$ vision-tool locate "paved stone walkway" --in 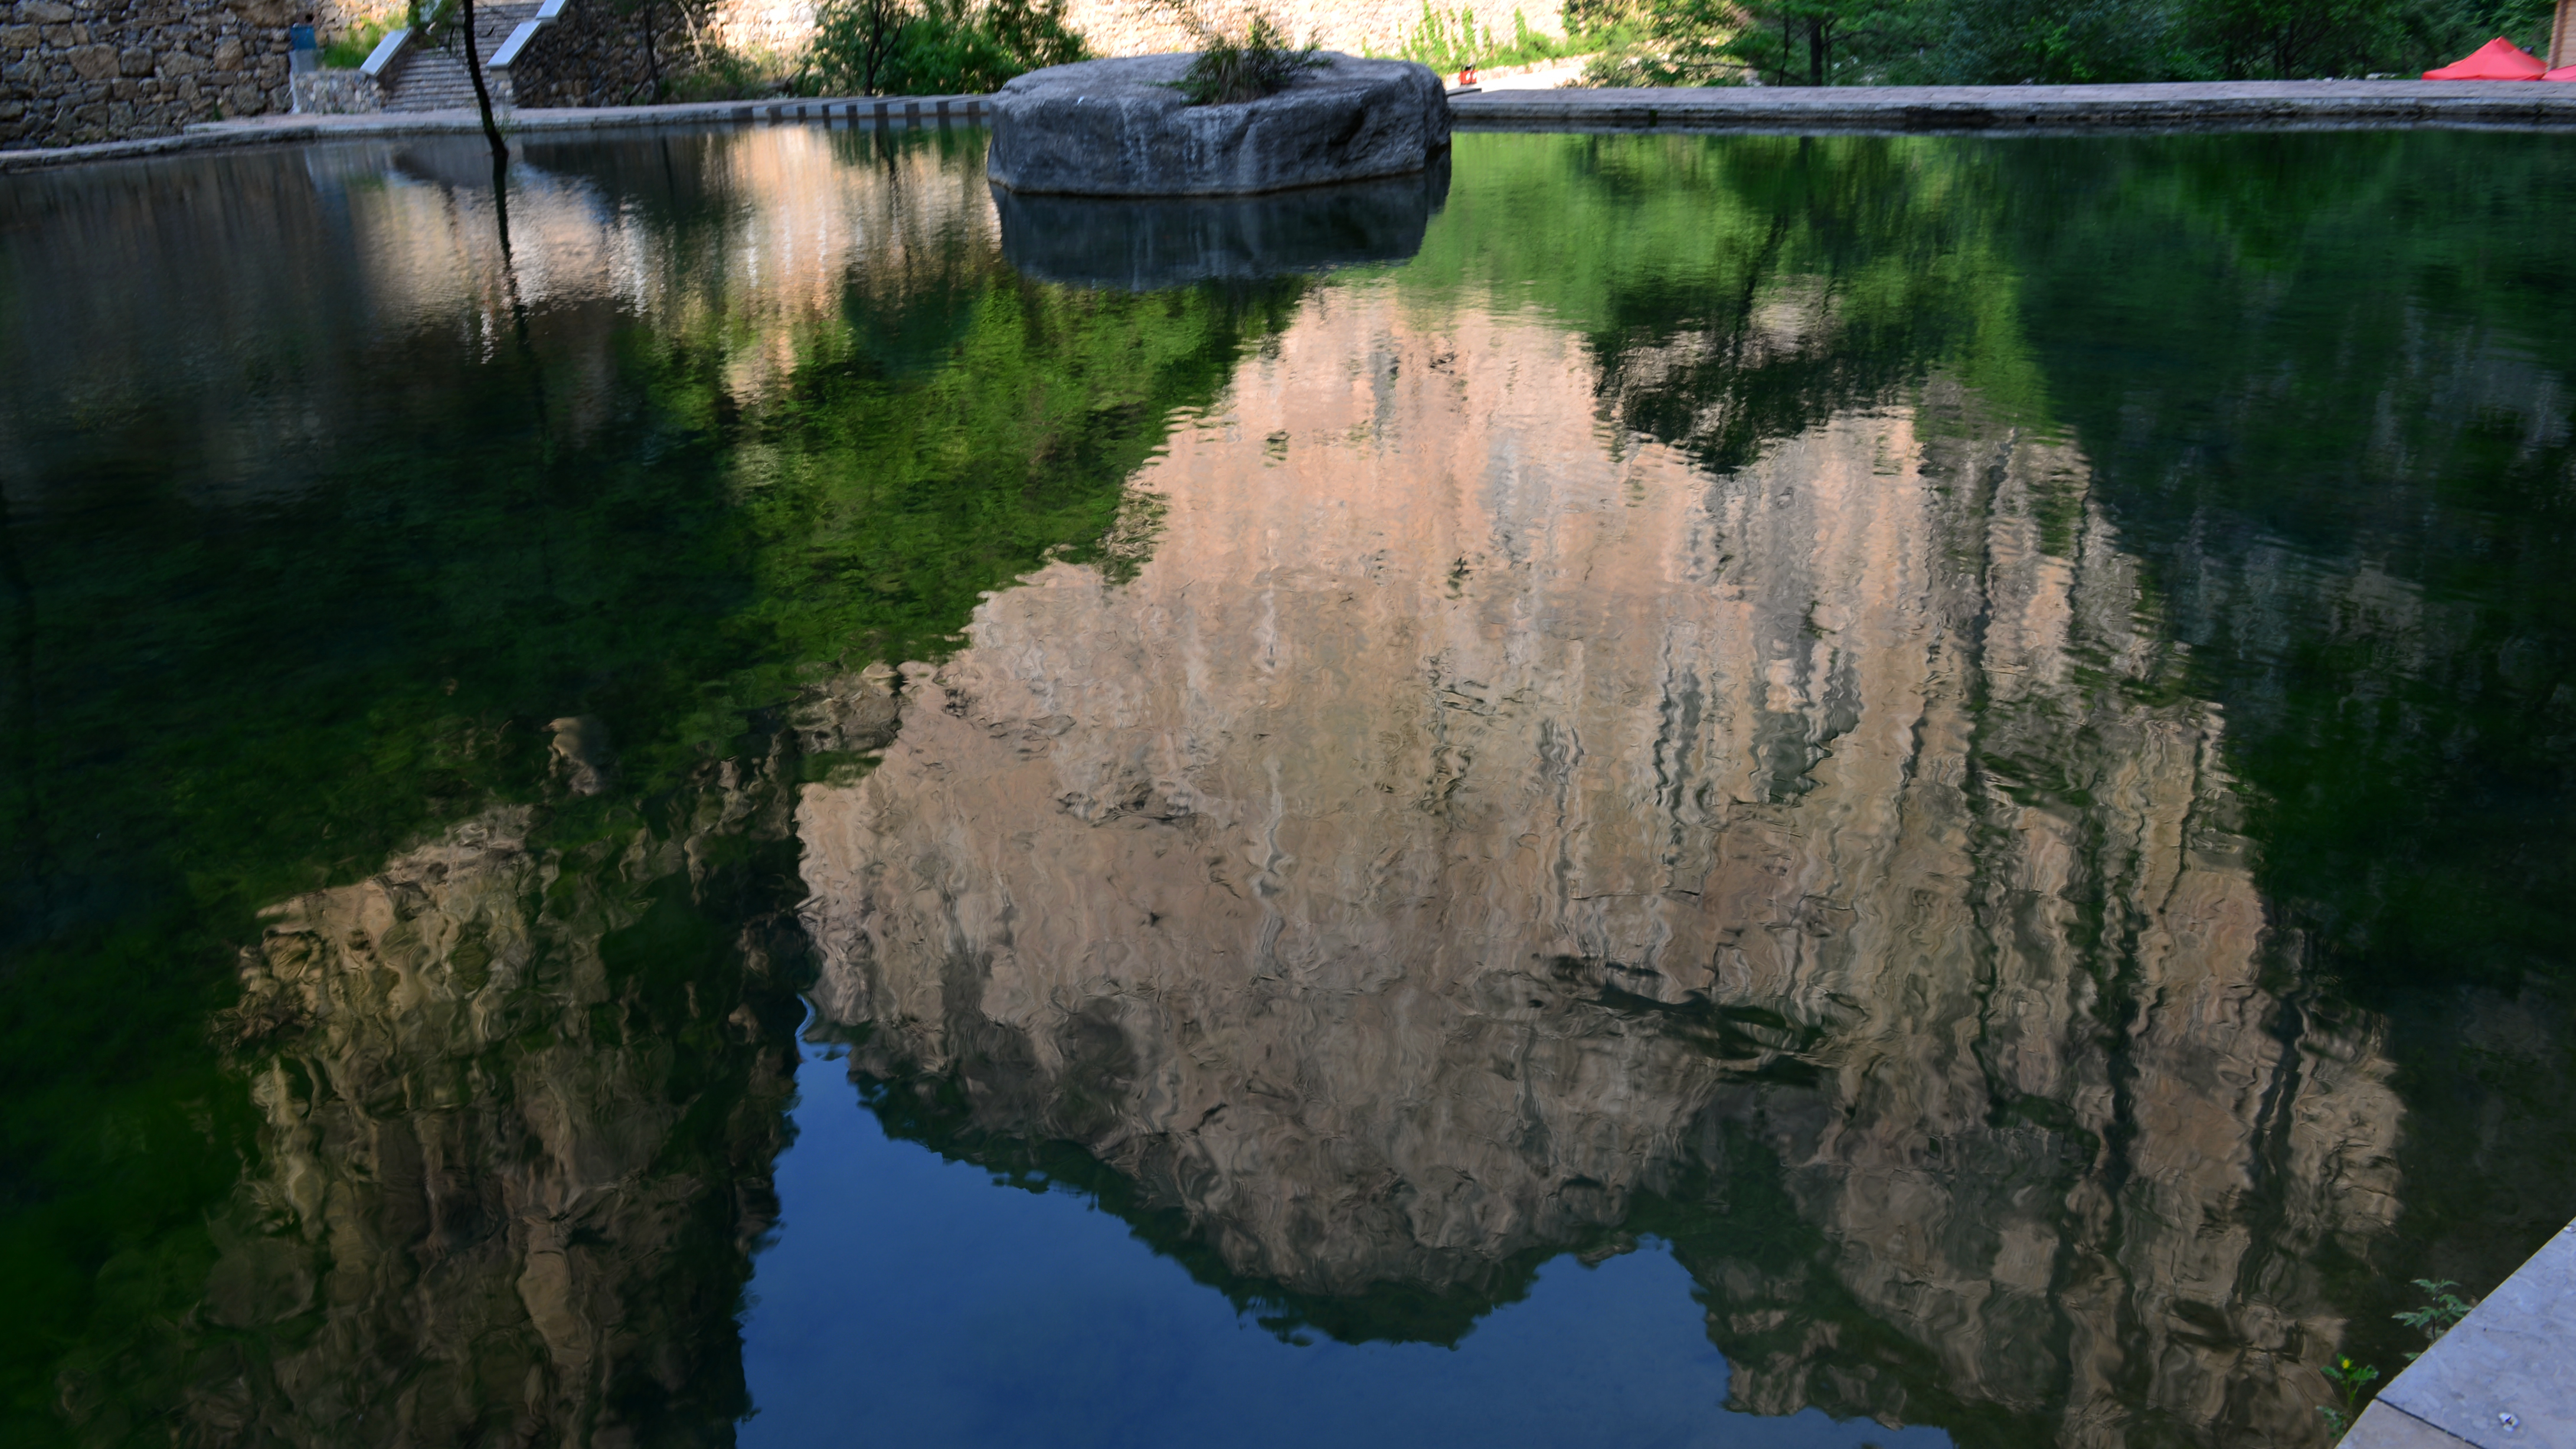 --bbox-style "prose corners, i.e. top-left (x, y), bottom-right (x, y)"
top-left (1447, 80), bottom-right (2576, 132)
